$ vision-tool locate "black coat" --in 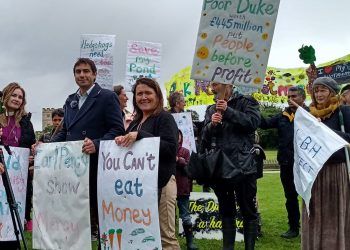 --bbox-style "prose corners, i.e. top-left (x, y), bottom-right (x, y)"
top-left (322, 105), bottom-right (350, 163)
top-left (201, 92), bottom-right (261, 175)
top-left (127, 111), bottom-right (178, 189)
top-left (19, 113), bottom-right (36, 149)
top-left (260, 107), bottom-right (302, 166)
top-left (52, 83), bottom-right (125, 149)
